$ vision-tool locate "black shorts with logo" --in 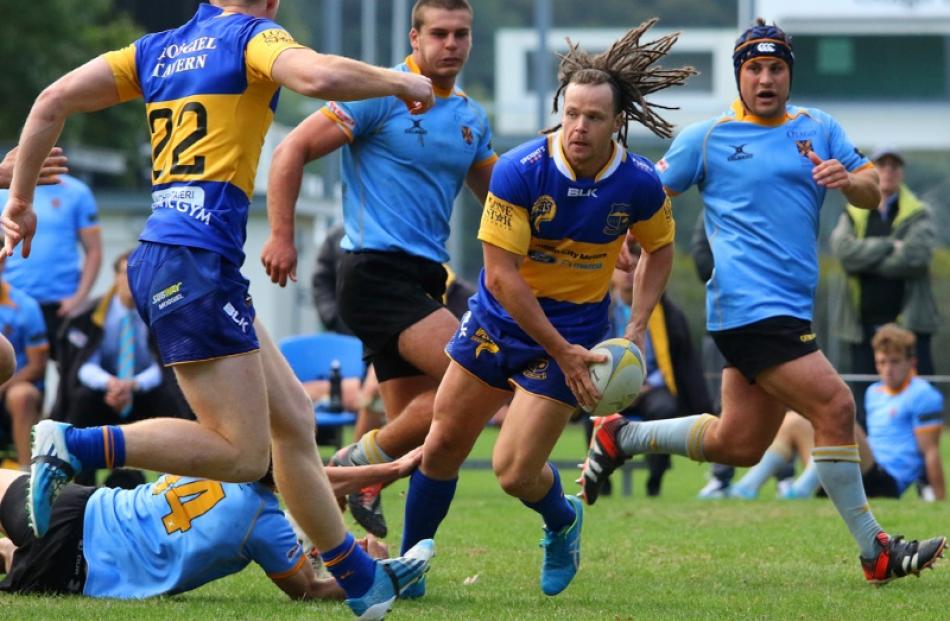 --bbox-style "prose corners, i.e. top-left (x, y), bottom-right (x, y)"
top-left (337, 251), bottom-right (449, 382)
top-left (0, 475), bottom-right (93, 594)
top-left (710, 316), bottom-right (819, 383)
